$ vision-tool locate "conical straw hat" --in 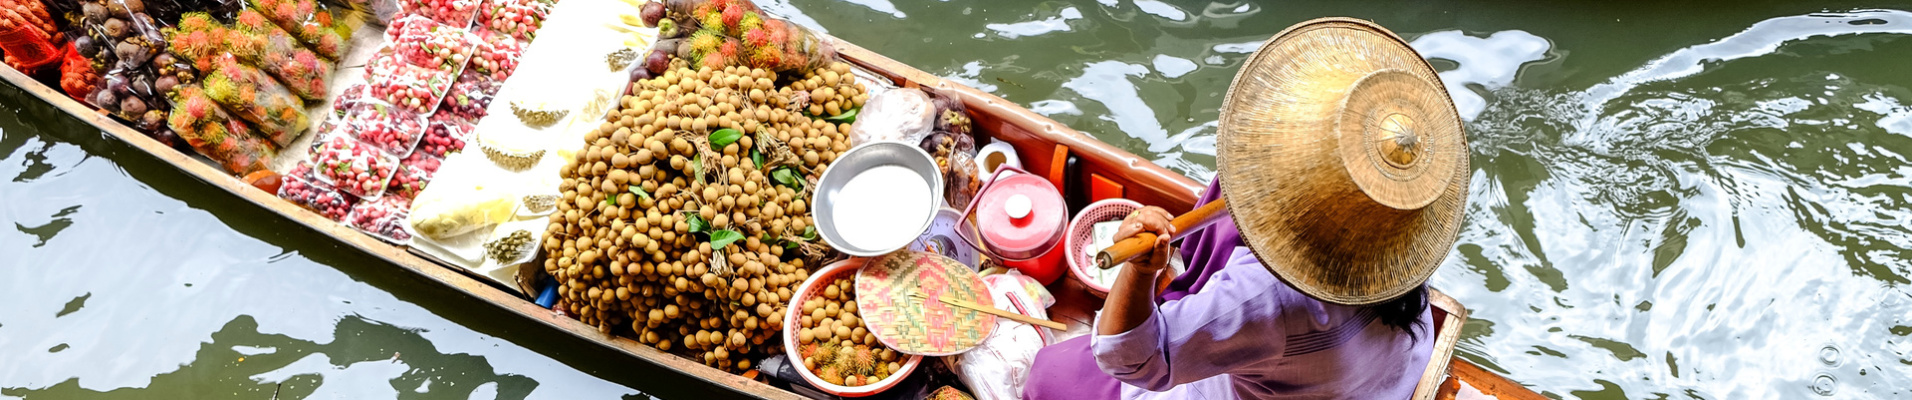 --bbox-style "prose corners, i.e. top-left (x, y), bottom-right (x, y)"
top-left (1216, 18), bottom-right (1469, 305)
